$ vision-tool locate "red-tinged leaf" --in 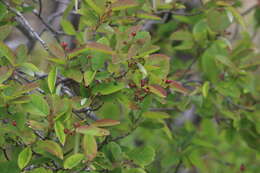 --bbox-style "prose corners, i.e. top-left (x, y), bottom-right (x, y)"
top-left (148, 84), bottom-right (167, 98)
top-left (68, 42), bottom-right (114, 59)
top-left (112, 0), bottom-right (138, 11)
top-left (76, 125), bottom-right (110, 136)
top-left (86, 42), bottom-right (114, 54)
top-left (92, 119), bottom-right (120, 127)
top-left (82, 134), bottom-right (97, 161)
top-left (0, 66), bottom-right (13, 84)
top-left (16, 82), bottom-right (39, 95)
top-left (169, 80), bottom-right (189, 94)
top-left (37, 140), bottom-right (63, 159)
